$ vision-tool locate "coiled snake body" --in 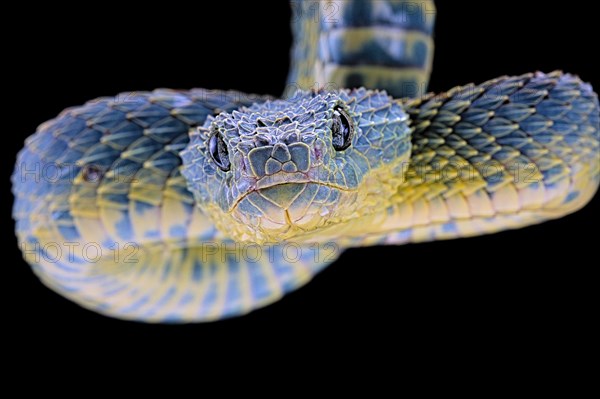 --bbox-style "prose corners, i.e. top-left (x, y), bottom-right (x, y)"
top-left (13, 1), bottom-right (600, 322)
